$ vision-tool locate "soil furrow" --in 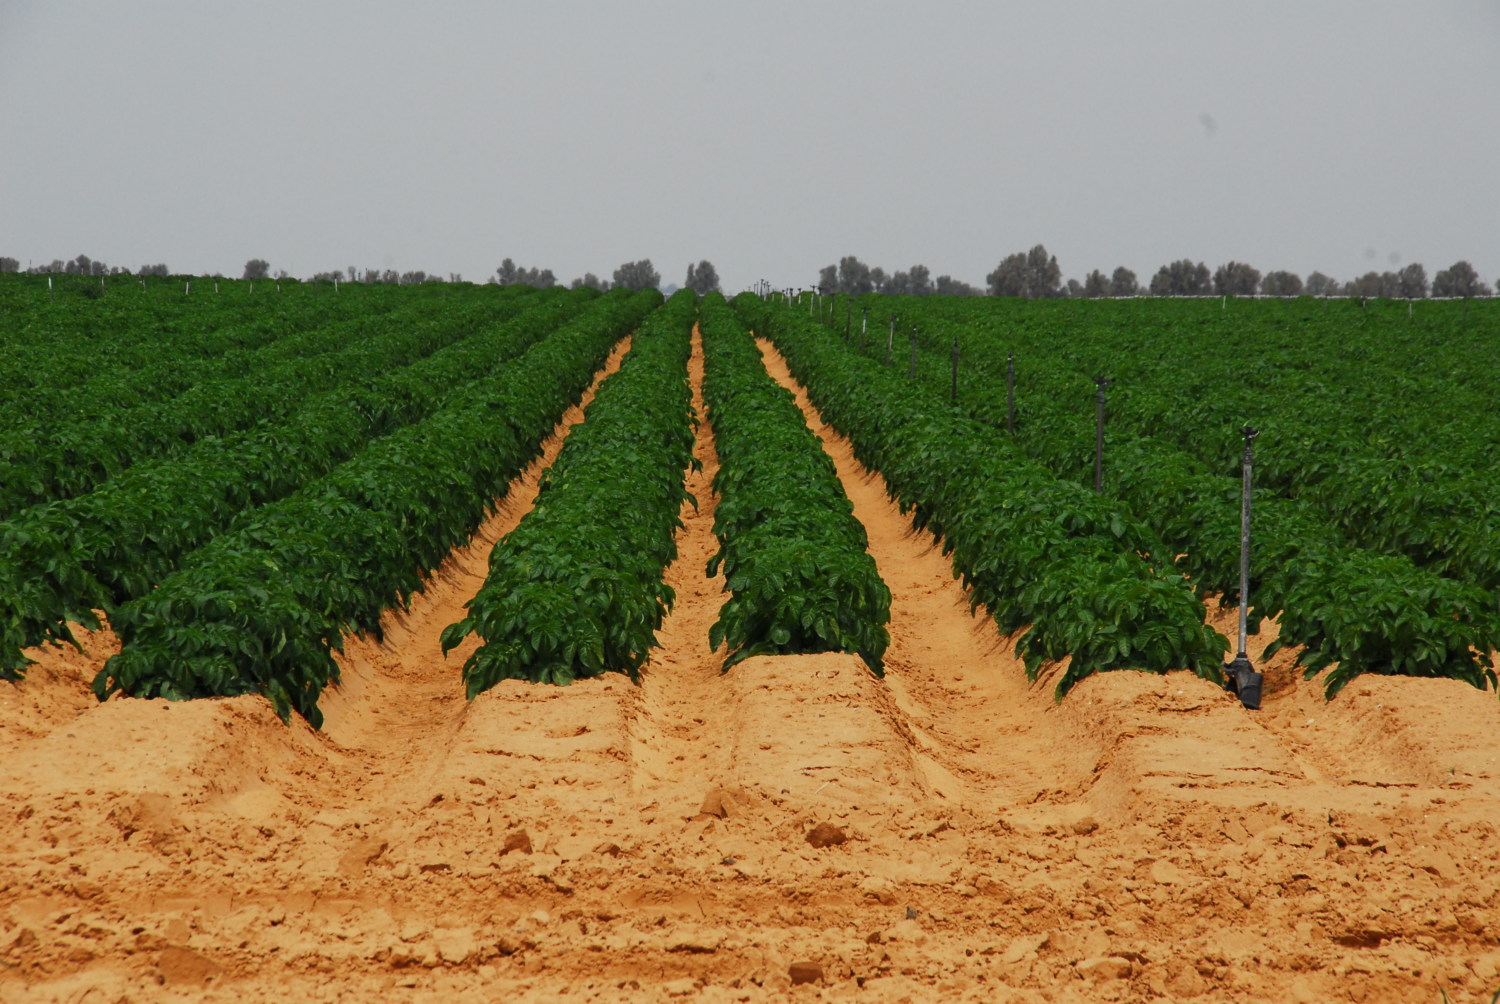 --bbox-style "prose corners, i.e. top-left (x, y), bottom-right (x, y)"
top-left (752, 336), bottom-right (1088, 813)
top-left (623, 325), bottom-right (736, 816)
